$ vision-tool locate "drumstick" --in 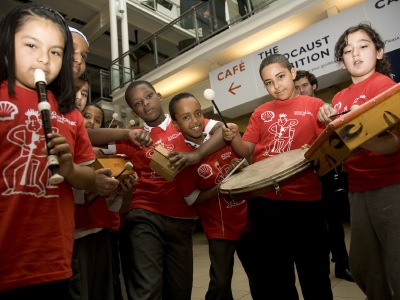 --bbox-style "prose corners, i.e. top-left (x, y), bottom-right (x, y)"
top-left (329, 110), bottom-right (351, 118)
top-left (108, 113), bottom-right (119, 128)
top-left (203, 89), bottom-right (228, 128)
top-left (125, 119), bottom-right (135, 129)
top-left (221, 158), bottom-right (246, 184)
top-left (86, 162), bottom-right (134, 208)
